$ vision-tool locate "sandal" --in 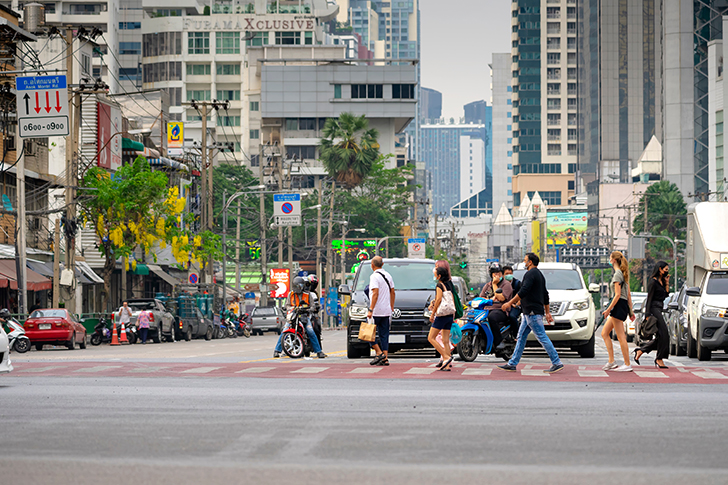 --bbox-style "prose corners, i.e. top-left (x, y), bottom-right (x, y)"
top-left (436, 358), bottom-right (443, 368)
top-left (439, 356), bottom-right (453, 371)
